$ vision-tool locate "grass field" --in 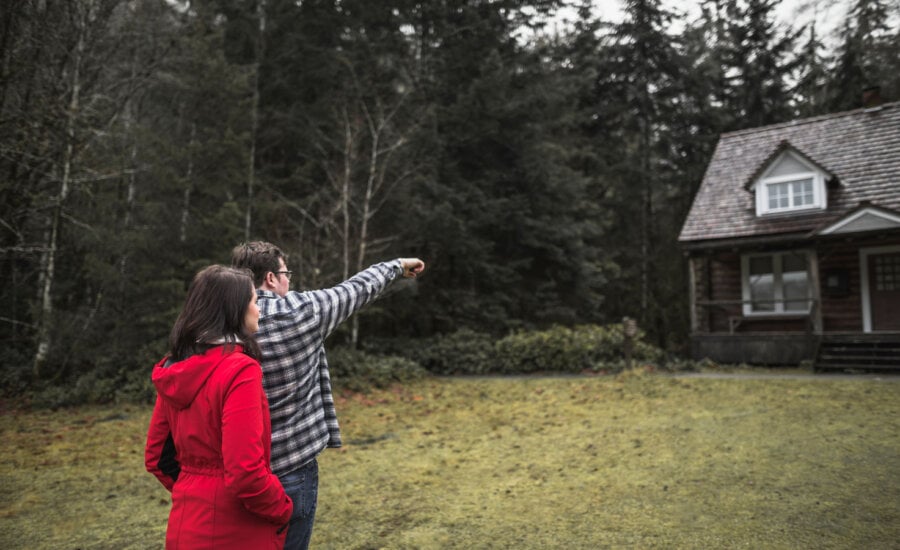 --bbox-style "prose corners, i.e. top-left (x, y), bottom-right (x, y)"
top-left (1, 372), bottom-right (898, 549)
